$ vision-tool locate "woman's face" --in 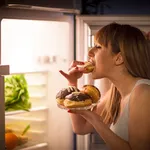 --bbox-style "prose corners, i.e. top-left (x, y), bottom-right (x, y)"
top-left (88, 42), bottom-right (116, 79)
